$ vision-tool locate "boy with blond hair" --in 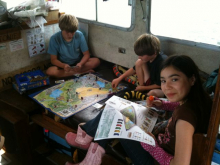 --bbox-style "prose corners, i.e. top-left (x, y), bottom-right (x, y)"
top-left (46, 14), bottom-right (100, 78)
top-left (112, 33), bottom-right (166, 97)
